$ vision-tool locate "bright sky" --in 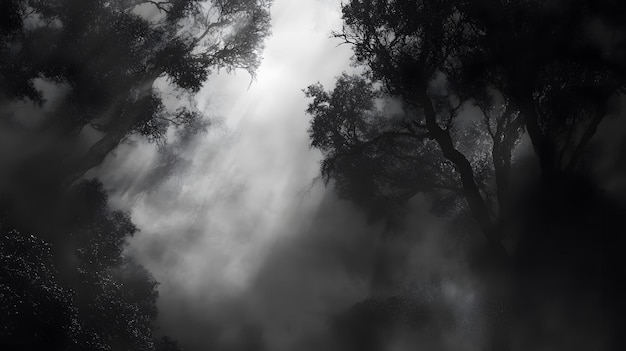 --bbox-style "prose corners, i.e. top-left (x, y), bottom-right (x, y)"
top-left (113, 0), bottom-right (353, 290)
top-left (96, 0), bottom-right (360, 349)
top-left (102, 0), bottom-right (351, 286)
top-left (94, 1), bottom-right (483, 350)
